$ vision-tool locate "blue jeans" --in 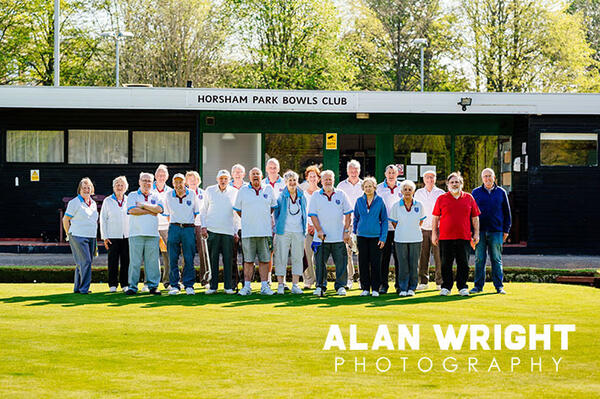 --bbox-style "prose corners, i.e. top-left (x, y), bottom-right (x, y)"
top-left (167, 224), bottom-right (196, 289)
top-left (128, 236), bottom-right (161, 291)
top-left (69, 235), bottom-right (96, 294)
top-left (474, 231), bottom-right (504, 291)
